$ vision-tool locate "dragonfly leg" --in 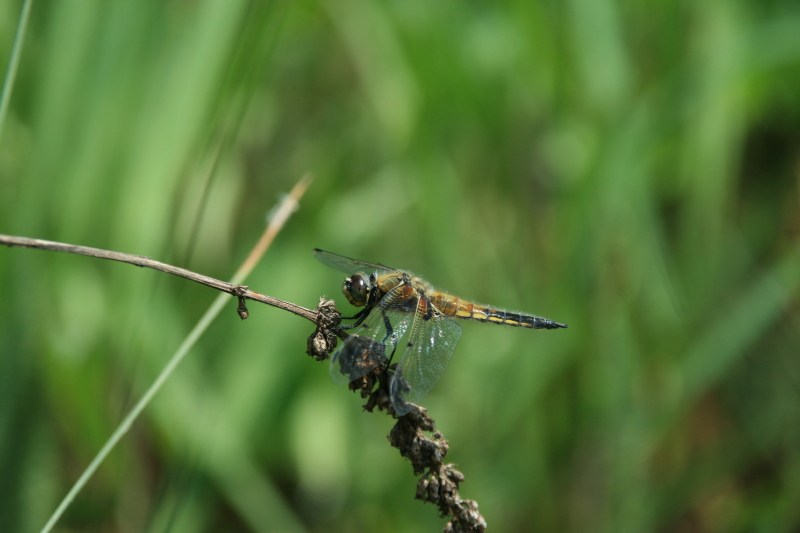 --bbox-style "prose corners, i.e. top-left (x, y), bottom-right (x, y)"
top-left (380, 310), bottom-right (401, 367)
top-left (334, 307), bottom-right (371, 331)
